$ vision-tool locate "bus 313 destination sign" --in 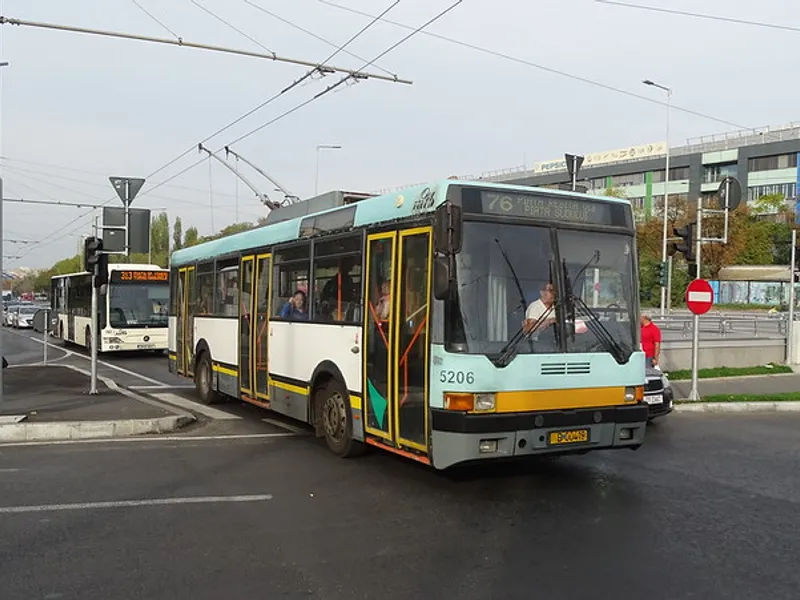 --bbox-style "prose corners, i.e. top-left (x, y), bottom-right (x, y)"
top-left (110, 270), bottom-right (169, 283)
